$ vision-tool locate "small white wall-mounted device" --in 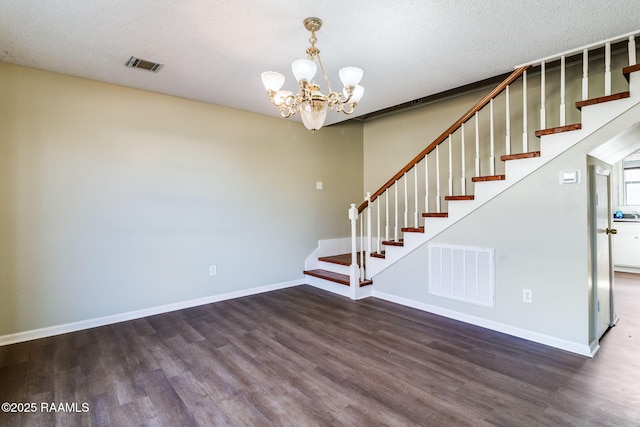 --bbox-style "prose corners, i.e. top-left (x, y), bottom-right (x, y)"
top-left (559, 170), bottom-right (580, 184)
